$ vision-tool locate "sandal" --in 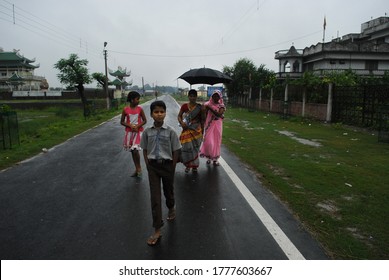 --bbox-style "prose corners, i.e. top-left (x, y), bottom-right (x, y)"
top-left (185, 167), bottom-right (190, 173)
top-left (167, 208), bottom-right (176, 221)
top-left (206, 160), bottom-right (211, 164)
top-left (192, 168), bottom-right (198, 172)
top-left (213, 161), bottom-right (220, 166)
top-left (131, 171), bottom-right (142, 177)
top-left (147, 234), bottom-right (161, 246)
